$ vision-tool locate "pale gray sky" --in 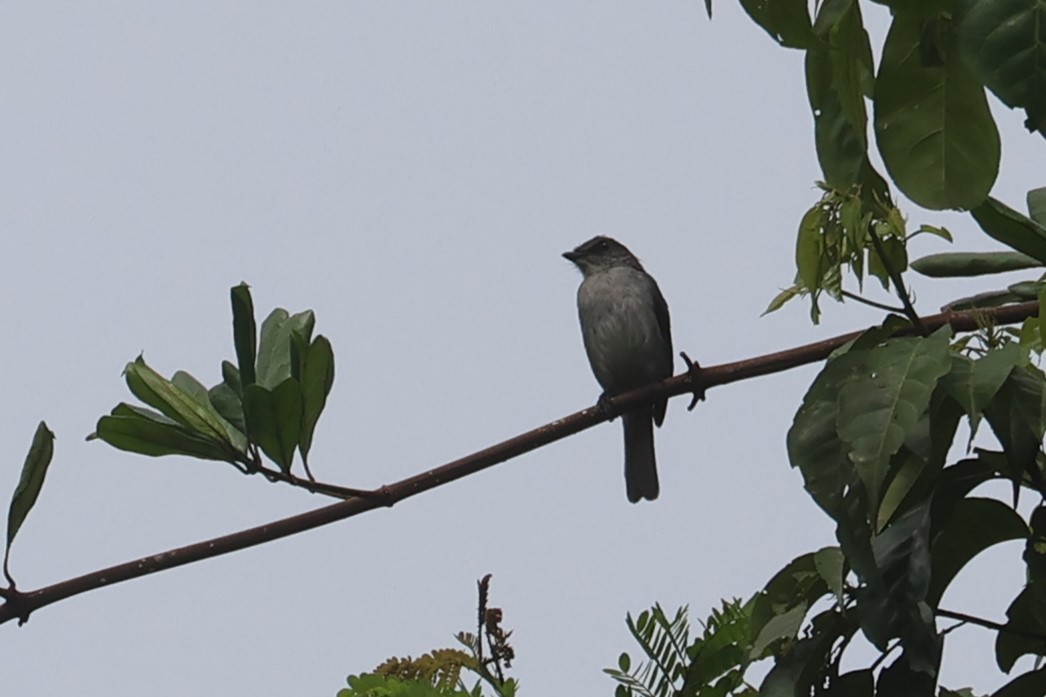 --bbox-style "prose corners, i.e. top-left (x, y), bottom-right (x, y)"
top-left (1, 3), bottom-right (1042, 695)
